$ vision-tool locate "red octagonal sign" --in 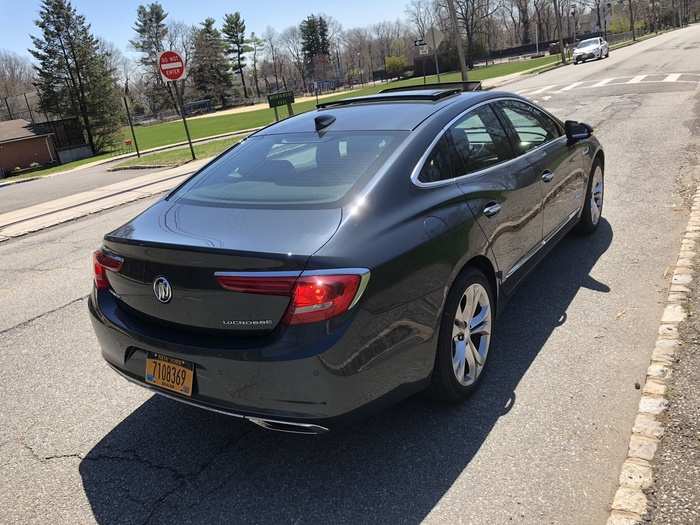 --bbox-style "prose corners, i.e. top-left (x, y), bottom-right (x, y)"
top-left (158, 50), bottom-right (186, 82)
